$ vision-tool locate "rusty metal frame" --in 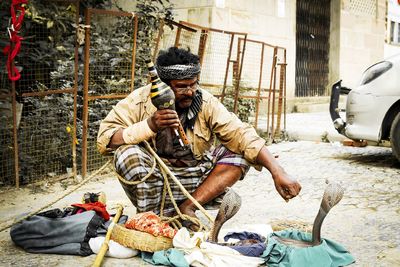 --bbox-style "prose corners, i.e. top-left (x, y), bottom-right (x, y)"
top-left (220, 33), bottom-right (235, 103)
top-left (232, 34), bottom-right (247, 113)
top-left (81, 8), bottom-right (138, 178)
top-left (178, 21), bottom-right (247, 36)
top-left (11, 59), bottom-right (19, 188)
top-left (266, 47), bottom-right (278, 138)
top-left (152, 19), bottom-right (197, 61)
top-left (177, 21), bottom-right (247, 104)
top-left (254, 43), bottom-right (264, 129)
top-left (236, 38), bottom-right (287, 139)
top-left (197, 29), bottom-right (208, 67)
top-left (274, 62), bottom-right (287, 138)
